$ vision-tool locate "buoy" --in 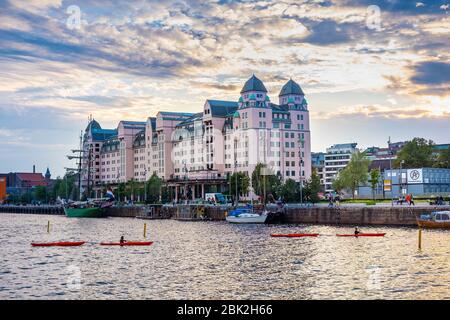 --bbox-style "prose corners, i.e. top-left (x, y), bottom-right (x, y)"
top-left (418, 227), bottom-right (422, 250)
top-left (143, 223), bottom-right (147, 238)
top-left (47, 221), bottom-right (50, 233)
